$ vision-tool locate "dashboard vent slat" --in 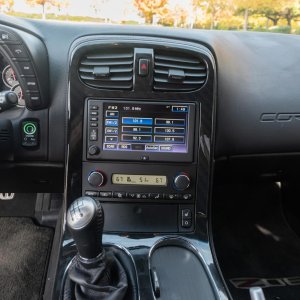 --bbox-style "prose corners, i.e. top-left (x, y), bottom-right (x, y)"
top-left (79, 48), bottom-right (134, 90)
top-left (153, 50), bottom-right (207, 92)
